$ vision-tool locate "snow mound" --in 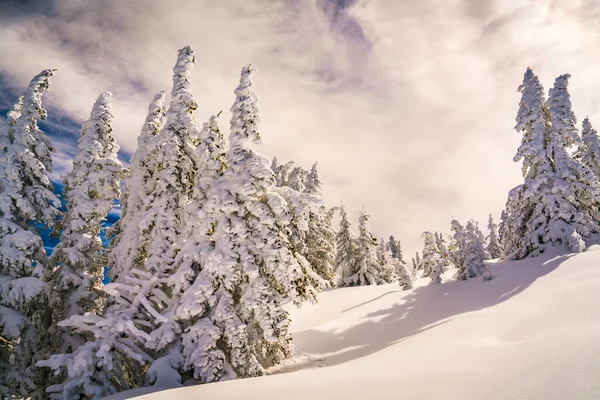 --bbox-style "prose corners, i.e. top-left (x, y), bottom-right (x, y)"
top-left (103, 249), bottom-right (600, 400)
